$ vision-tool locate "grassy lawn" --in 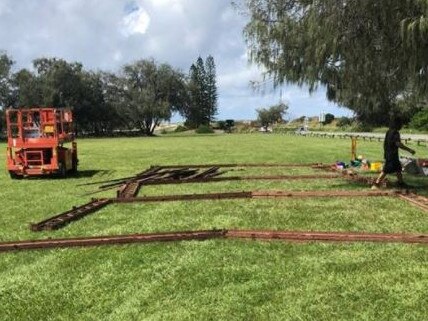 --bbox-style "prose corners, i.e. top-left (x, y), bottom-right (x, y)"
top-left (0, 134), bottom-right (427, 321)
